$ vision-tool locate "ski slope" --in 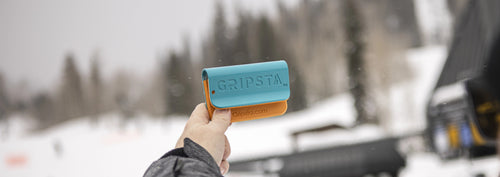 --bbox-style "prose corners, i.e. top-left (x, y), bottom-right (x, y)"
top-left (0, 46), bottom-right (498, 177)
